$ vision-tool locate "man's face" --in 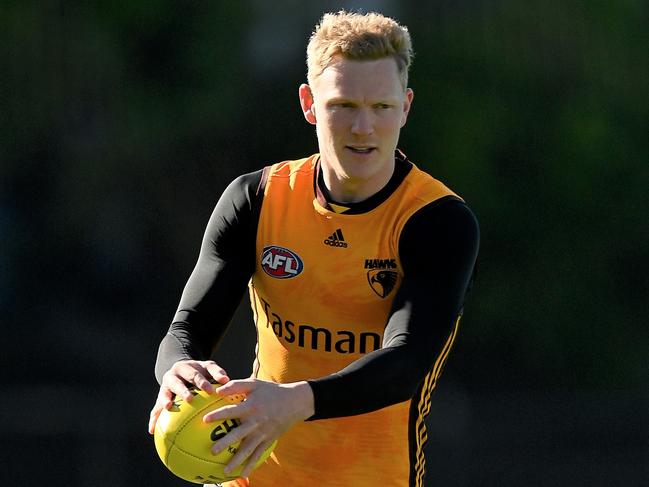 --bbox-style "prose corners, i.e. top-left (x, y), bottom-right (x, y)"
top-left (300, 56), bottom-right (413, 199)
